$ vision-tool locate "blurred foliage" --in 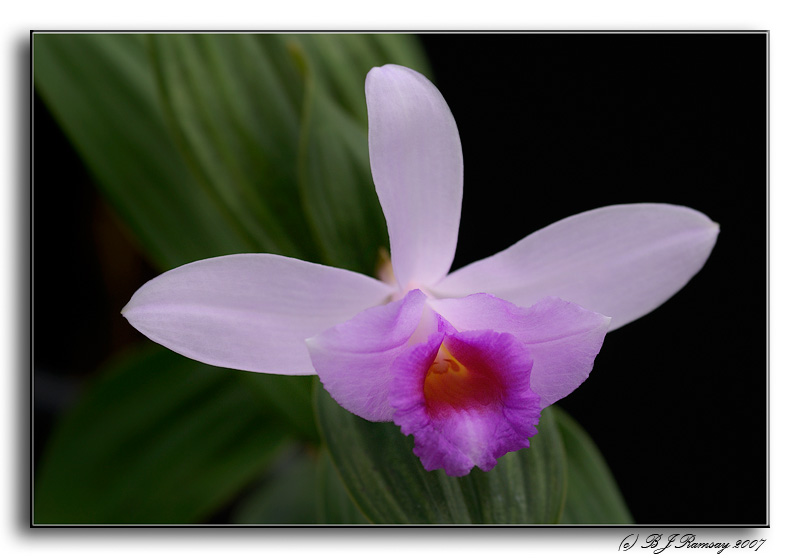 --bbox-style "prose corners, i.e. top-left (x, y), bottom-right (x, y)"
top-left (33, 33), bottom-right (630, 524)
top-left (35, 345), bottom-right (295, 523)
top-left (34, 33), bottom-right (429, 273)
